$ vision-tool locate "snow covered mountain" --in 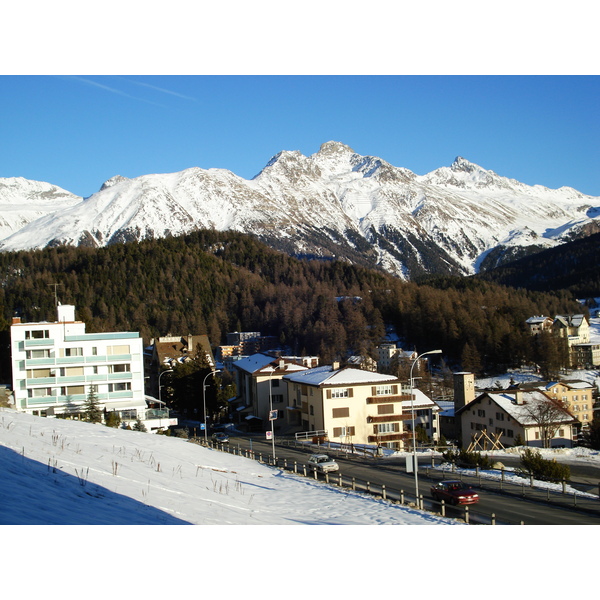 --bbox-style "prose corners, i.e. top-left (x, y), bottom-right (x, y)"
top-left (1, 141), bottom-right (598, 279)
